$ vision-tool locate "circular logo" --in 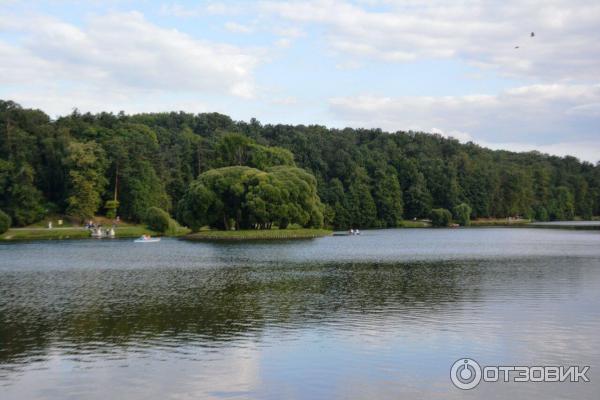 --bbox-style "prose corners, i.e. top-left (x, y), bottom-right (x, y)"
top-left (450, 358), bottom-right (482, 390)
